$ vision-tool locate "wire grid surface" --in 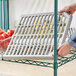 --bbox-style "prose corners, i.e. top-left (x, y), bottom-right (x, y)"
top-left (3, 12), bottom-right (72, 60)
top-left (2, 50), bottom-right (76, 68)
